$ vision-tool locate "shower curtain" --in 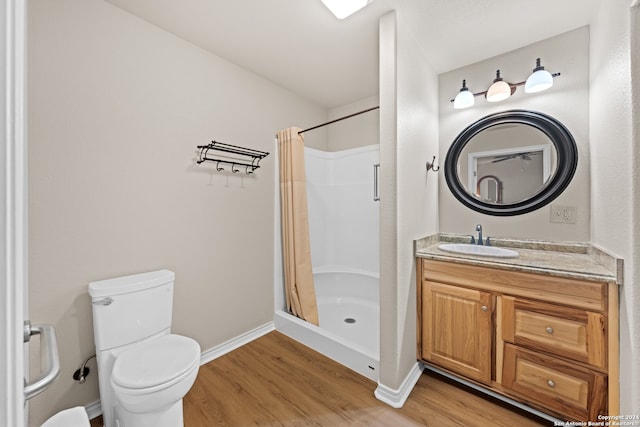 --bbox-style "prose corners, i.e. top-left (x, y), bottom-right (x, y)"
top-left (277, 127), bottom-right (319, 325)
